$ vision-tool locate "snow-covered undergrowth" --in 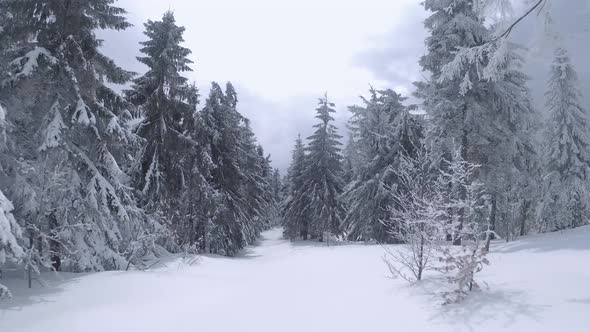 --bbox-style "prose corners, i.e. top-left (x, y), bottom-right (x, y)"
top-left (1, 227), bottom-right (589, 332)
